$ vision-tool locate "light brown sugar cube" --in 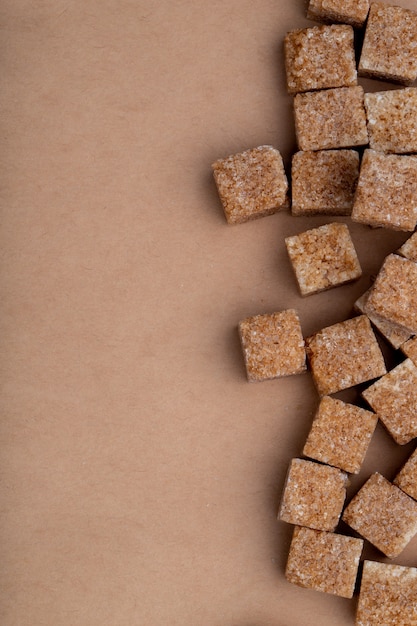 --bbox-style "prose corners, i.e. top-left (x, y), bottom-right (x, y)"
top-left (398, 231), bottom-right (417, 263)
top-left (354, 288), bottom-right (412, 349)
top-left (285, 223), bottom-right (362, 296)
top-left (238, 310), bottom-right (306, 382)
top-left (356, 561), bottom-right (417, 626)
top-left (212, 146), bottom-right (288, 225)
top-left (285, 526), bottom-right (363, 599)
top-left (402, 337), bottom-right (417, 366)
top-left (307, 0), bottom-right (369, 28)
top-left (394, 447), bottom-right (417, 501)
top-left (306, 315), bottom-right (386, 396)
top-left (291, 150), bottom-right (359, 216)
top-left (284, 24), bottom-right (357, 94)
top-left (365, 88), bottom-right (417, 154)
top-left (342, 472), bottom-right (417, 558)
top-left (351, 150), bottom-right (417, 231)
top-left (303, 396), bottom-right (377, 474)
top-left (362, 358), bottom-right (417, 445)
top-left (278, 458), bottom-right (347, 531)
top-left (294, 86), bottom-right (368, 151)
top-left (358, 2), bottom-right (417, 85)
top-left (365, 254), bottom-right (417, 335)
